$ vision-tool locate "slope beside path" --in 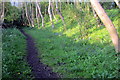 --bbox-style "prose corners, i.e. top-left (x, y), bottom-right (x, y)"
top-left (20, 29), bottom-right (59, 78)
